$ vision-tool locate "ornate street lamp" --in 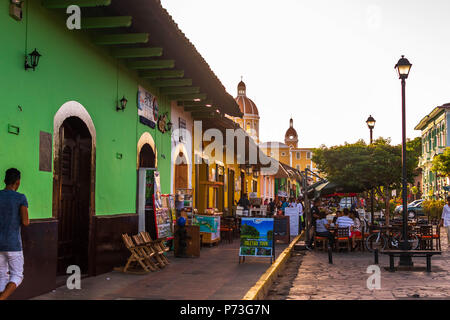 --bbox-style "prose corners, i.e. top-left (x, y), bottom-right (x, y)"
top-left (395, 55), bottom-right (413, 266)
top-left (366, 115), bottom-right (376, 226)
